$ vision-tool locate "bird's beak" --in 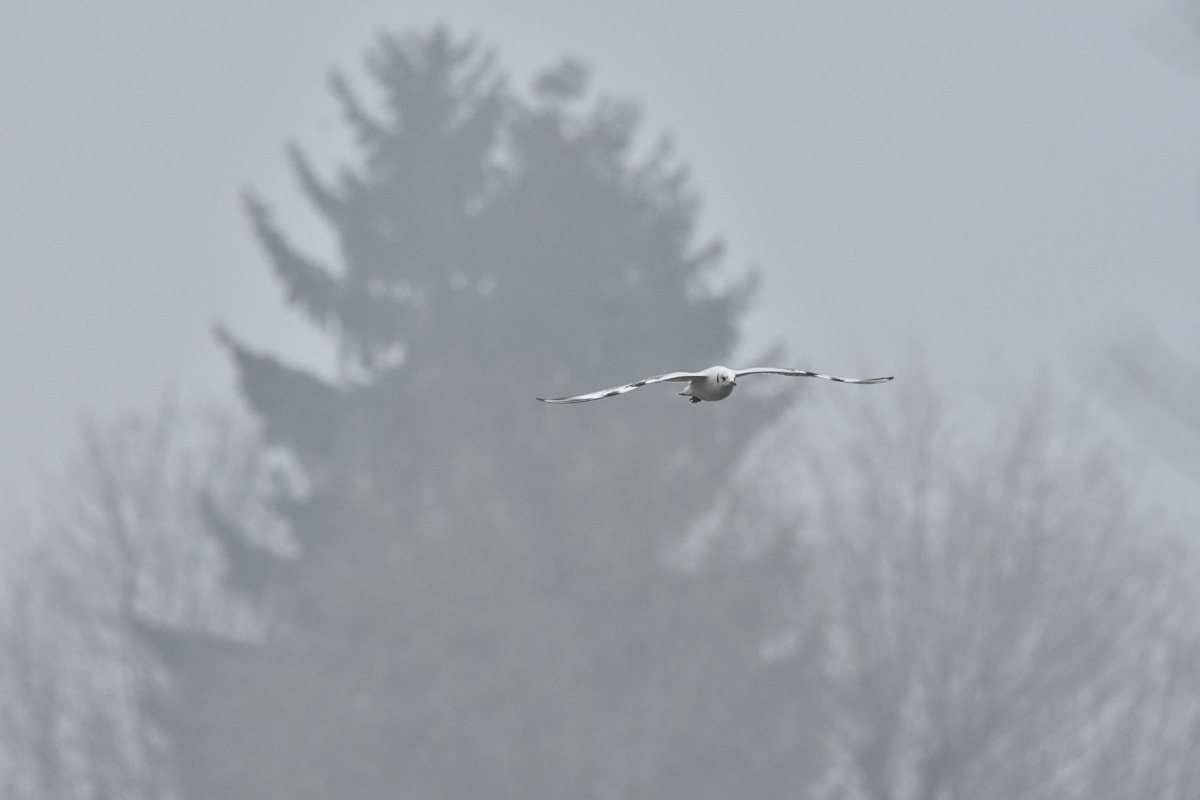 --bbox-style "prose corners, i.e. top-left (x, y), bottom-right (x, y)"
top-left (730, 380), bottom-right (737, 386)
